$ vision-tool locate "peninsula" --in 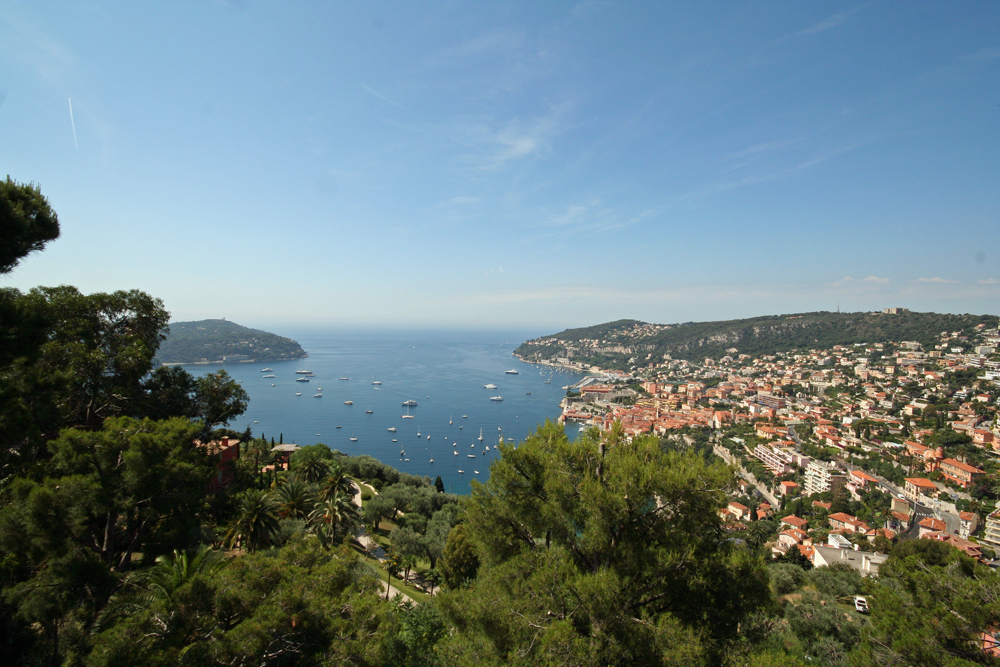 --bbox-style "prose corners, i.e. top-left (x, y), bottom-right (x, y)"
top-left (155, 318), bottom-right (307, 365)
